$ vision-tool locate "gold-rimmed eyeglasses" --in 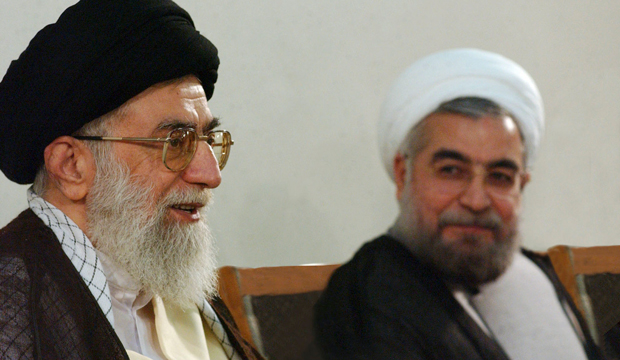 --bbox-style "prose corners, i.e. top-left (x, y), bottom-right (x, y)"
top-left (74, 128), bottom-right (233, 171)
